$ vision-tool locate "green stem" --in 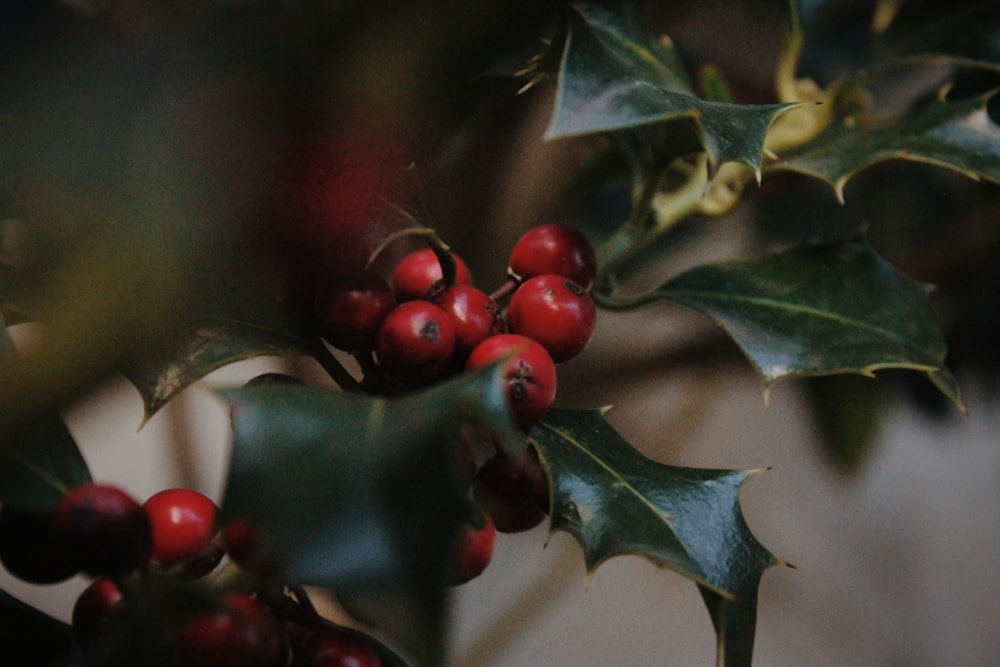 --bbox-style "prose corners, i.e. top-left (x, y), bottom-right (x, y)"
top-left (594, 154), bottom-right (708, 279)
